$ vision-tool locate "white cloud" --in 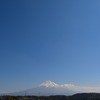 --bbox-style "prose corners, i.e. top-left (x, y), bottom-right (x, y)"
top-left (61, 84), bottom-right (100, 93)
top-left (40, 81), bottom-right (100, 93)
